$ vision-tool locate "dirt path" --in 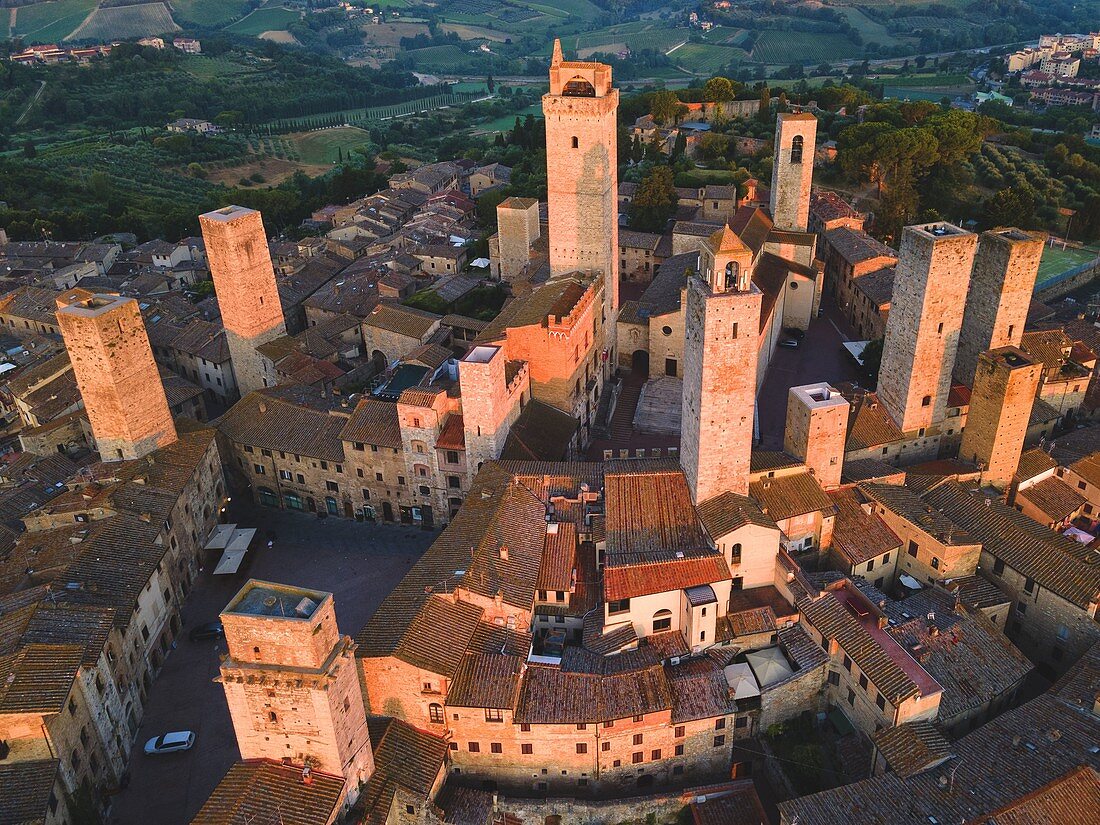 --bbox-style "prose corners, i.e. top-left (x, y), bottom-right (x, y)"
top-left (15, 79), bottom-right (46, 128)
top-left (7, 8), bottom-right (15, 38)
